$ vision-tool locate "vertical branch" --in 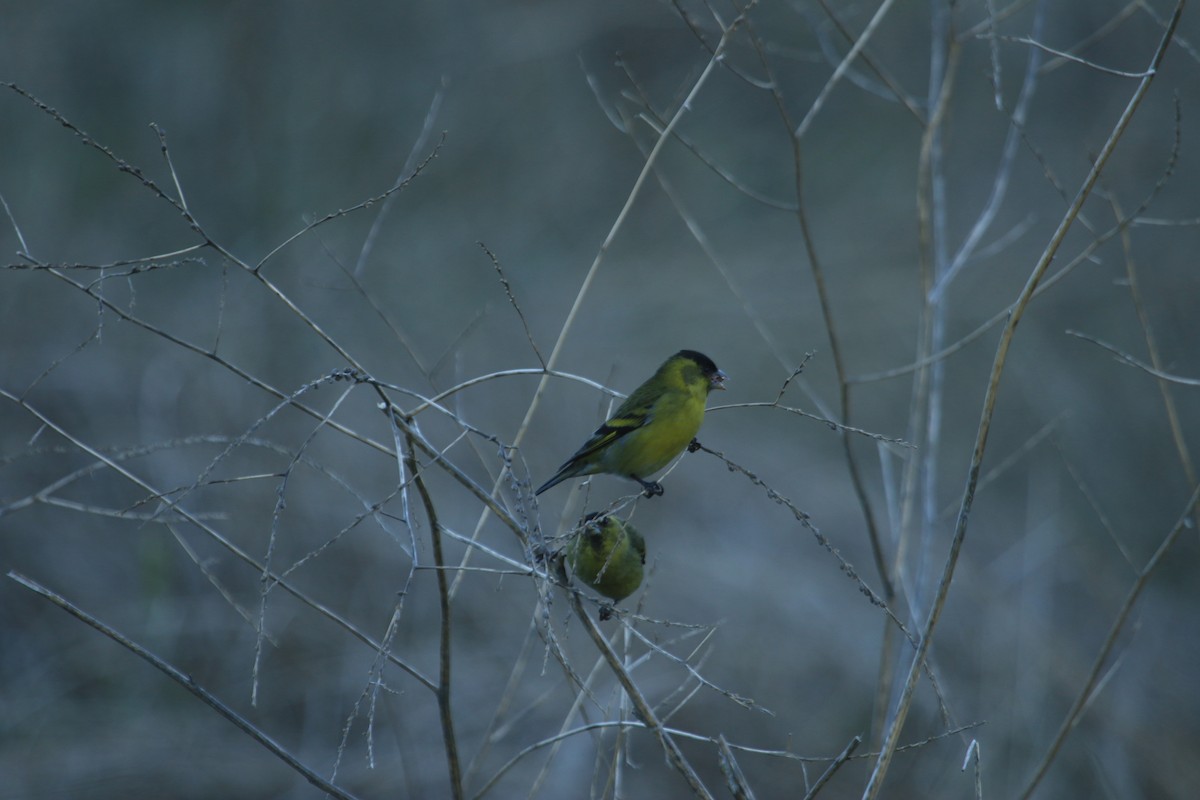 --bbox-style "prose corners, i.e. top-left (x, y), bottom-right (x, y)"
top-left (402, 421), bottom-right (464, 800)
top-left (862, 6), bottom-right (1184, 796)
top-left (917, 2), bottom-right (1044, 619)
top-left (746, 0), bottom-right (894, 602)
top-left (875, 20), bottom-right (962, 748)
top-left (745, 9), bottom-right (905, 746)
top-left (895, 2), bottom-right (961, 629)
